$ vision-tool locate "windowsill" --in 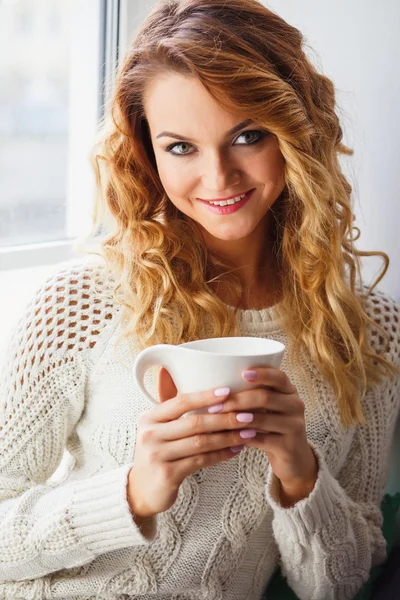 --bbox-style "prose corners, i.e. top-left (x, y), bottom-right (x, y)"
top-left (0, 239), bottom-right (79, 271)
